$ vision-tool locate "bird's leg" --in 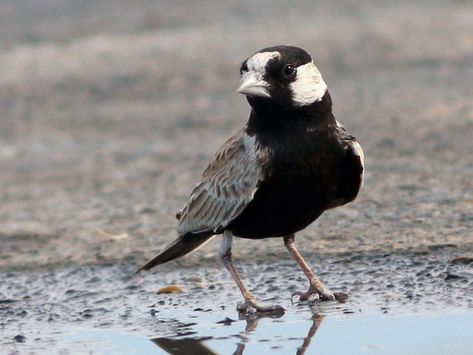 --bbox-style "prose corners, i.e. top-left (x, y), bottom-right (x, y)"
top-left (220, 231), bottom-right (285, 314)
top-left (284, 234), bottom-right (336, 302)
